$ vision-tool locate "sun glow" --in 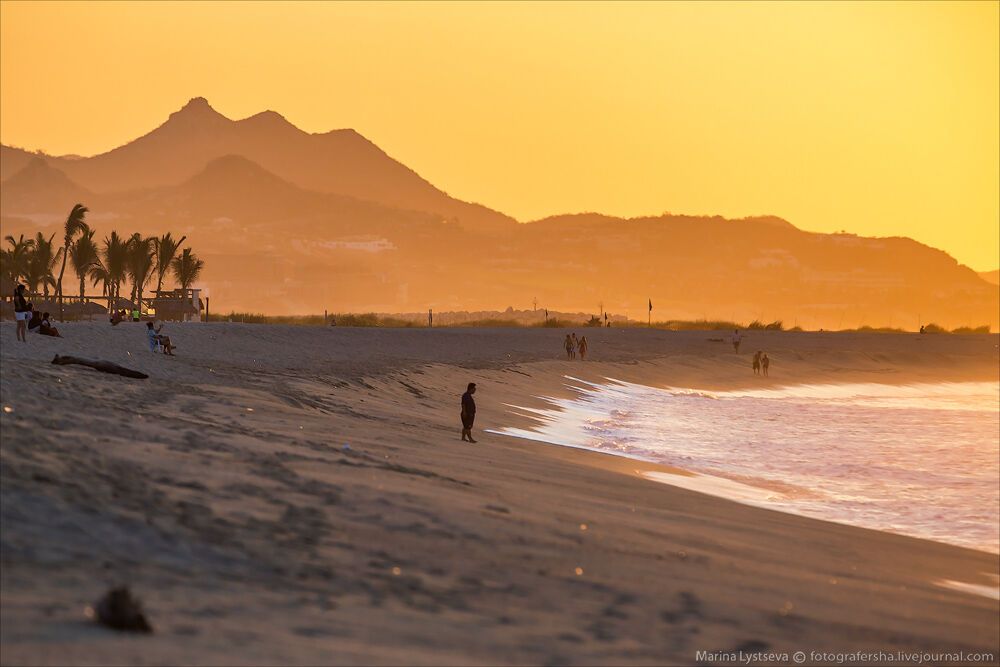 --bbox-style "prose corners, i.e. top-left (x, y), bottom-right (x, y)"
top-left (1, 1), bottom-right (997, 269)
